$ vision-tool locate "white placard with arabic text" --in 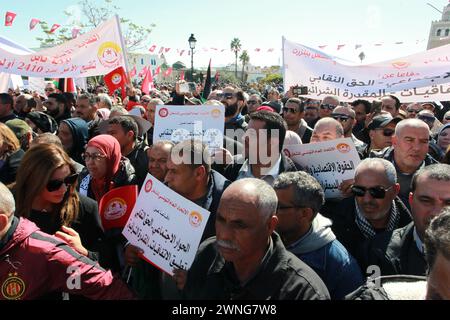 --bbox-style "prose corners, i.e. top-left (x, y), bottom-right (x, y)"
top-left (153, 105), bottom-right (225, 153)
top-left (283, 37), bottom-right (450, 102)
top-left (122, 174), bottom-right (210, 275)
top-left (283, 138), bottom-right (361, 199)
